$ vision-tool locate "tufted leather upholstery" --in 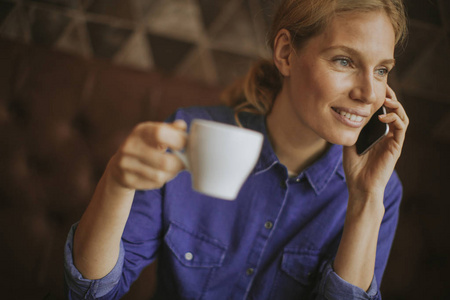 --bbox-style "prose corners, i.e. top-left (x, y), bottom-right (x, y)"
top-left (0, 37), bottom-right (221, 299)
